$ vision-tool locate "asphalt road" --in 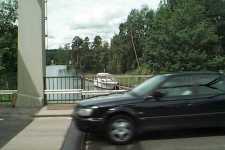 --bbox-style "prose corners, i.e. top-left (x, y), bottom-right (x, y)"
top-left (0, 115), bottom-right (33, 149)
top-left (3, 108), bottom-right (225, 150)
top-left (85, 128), bottom-right (225, 150)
